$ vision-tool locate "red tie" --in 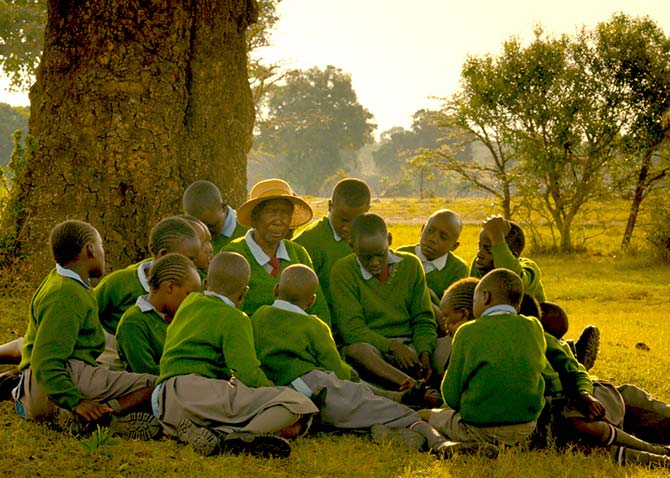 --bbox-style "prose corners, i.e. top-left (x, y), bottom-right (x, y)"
top-left (269, 257), bottom-right (281, 277)
top-left (376, 264), bottom-right (391, 283)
